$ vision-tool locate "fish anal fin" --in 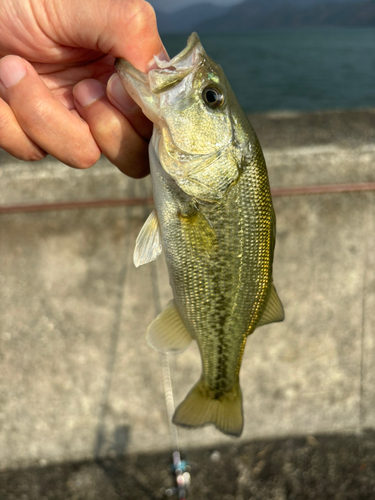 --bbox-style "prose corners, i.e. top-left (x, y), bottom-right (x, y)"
top-left (133, 210), bottom-right (162, 268)
top-left (257, 284), bottom-right (284, 328)
top-left (173, 379), bottom-right (243, 437)
top-left (147, 300), bottom-right (193, 354)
